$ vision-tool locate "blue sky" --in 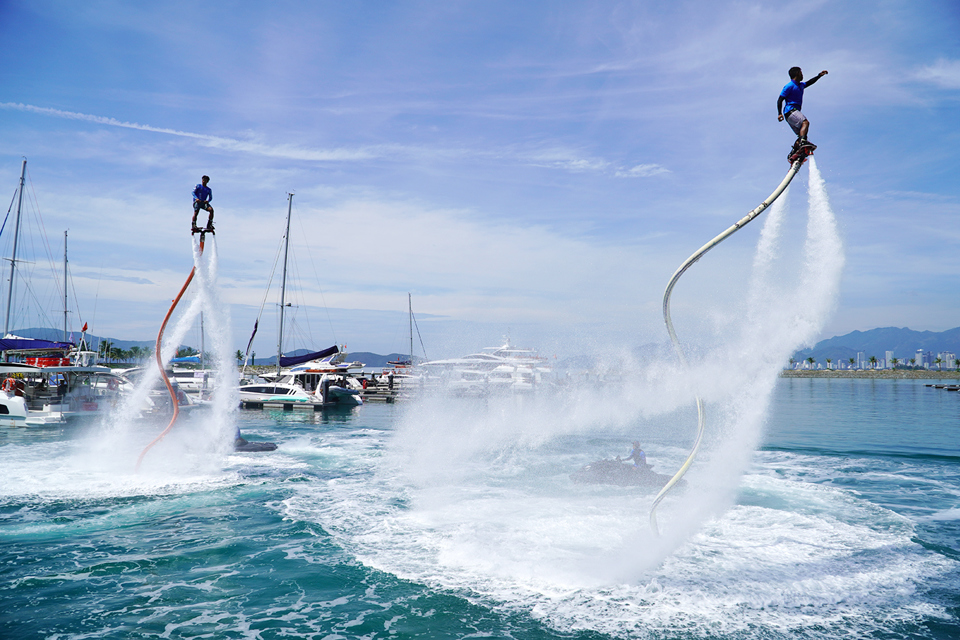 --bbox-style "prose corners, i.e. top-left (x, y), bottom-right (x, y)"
top-left (0, 0), bottom-right (958, 358)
